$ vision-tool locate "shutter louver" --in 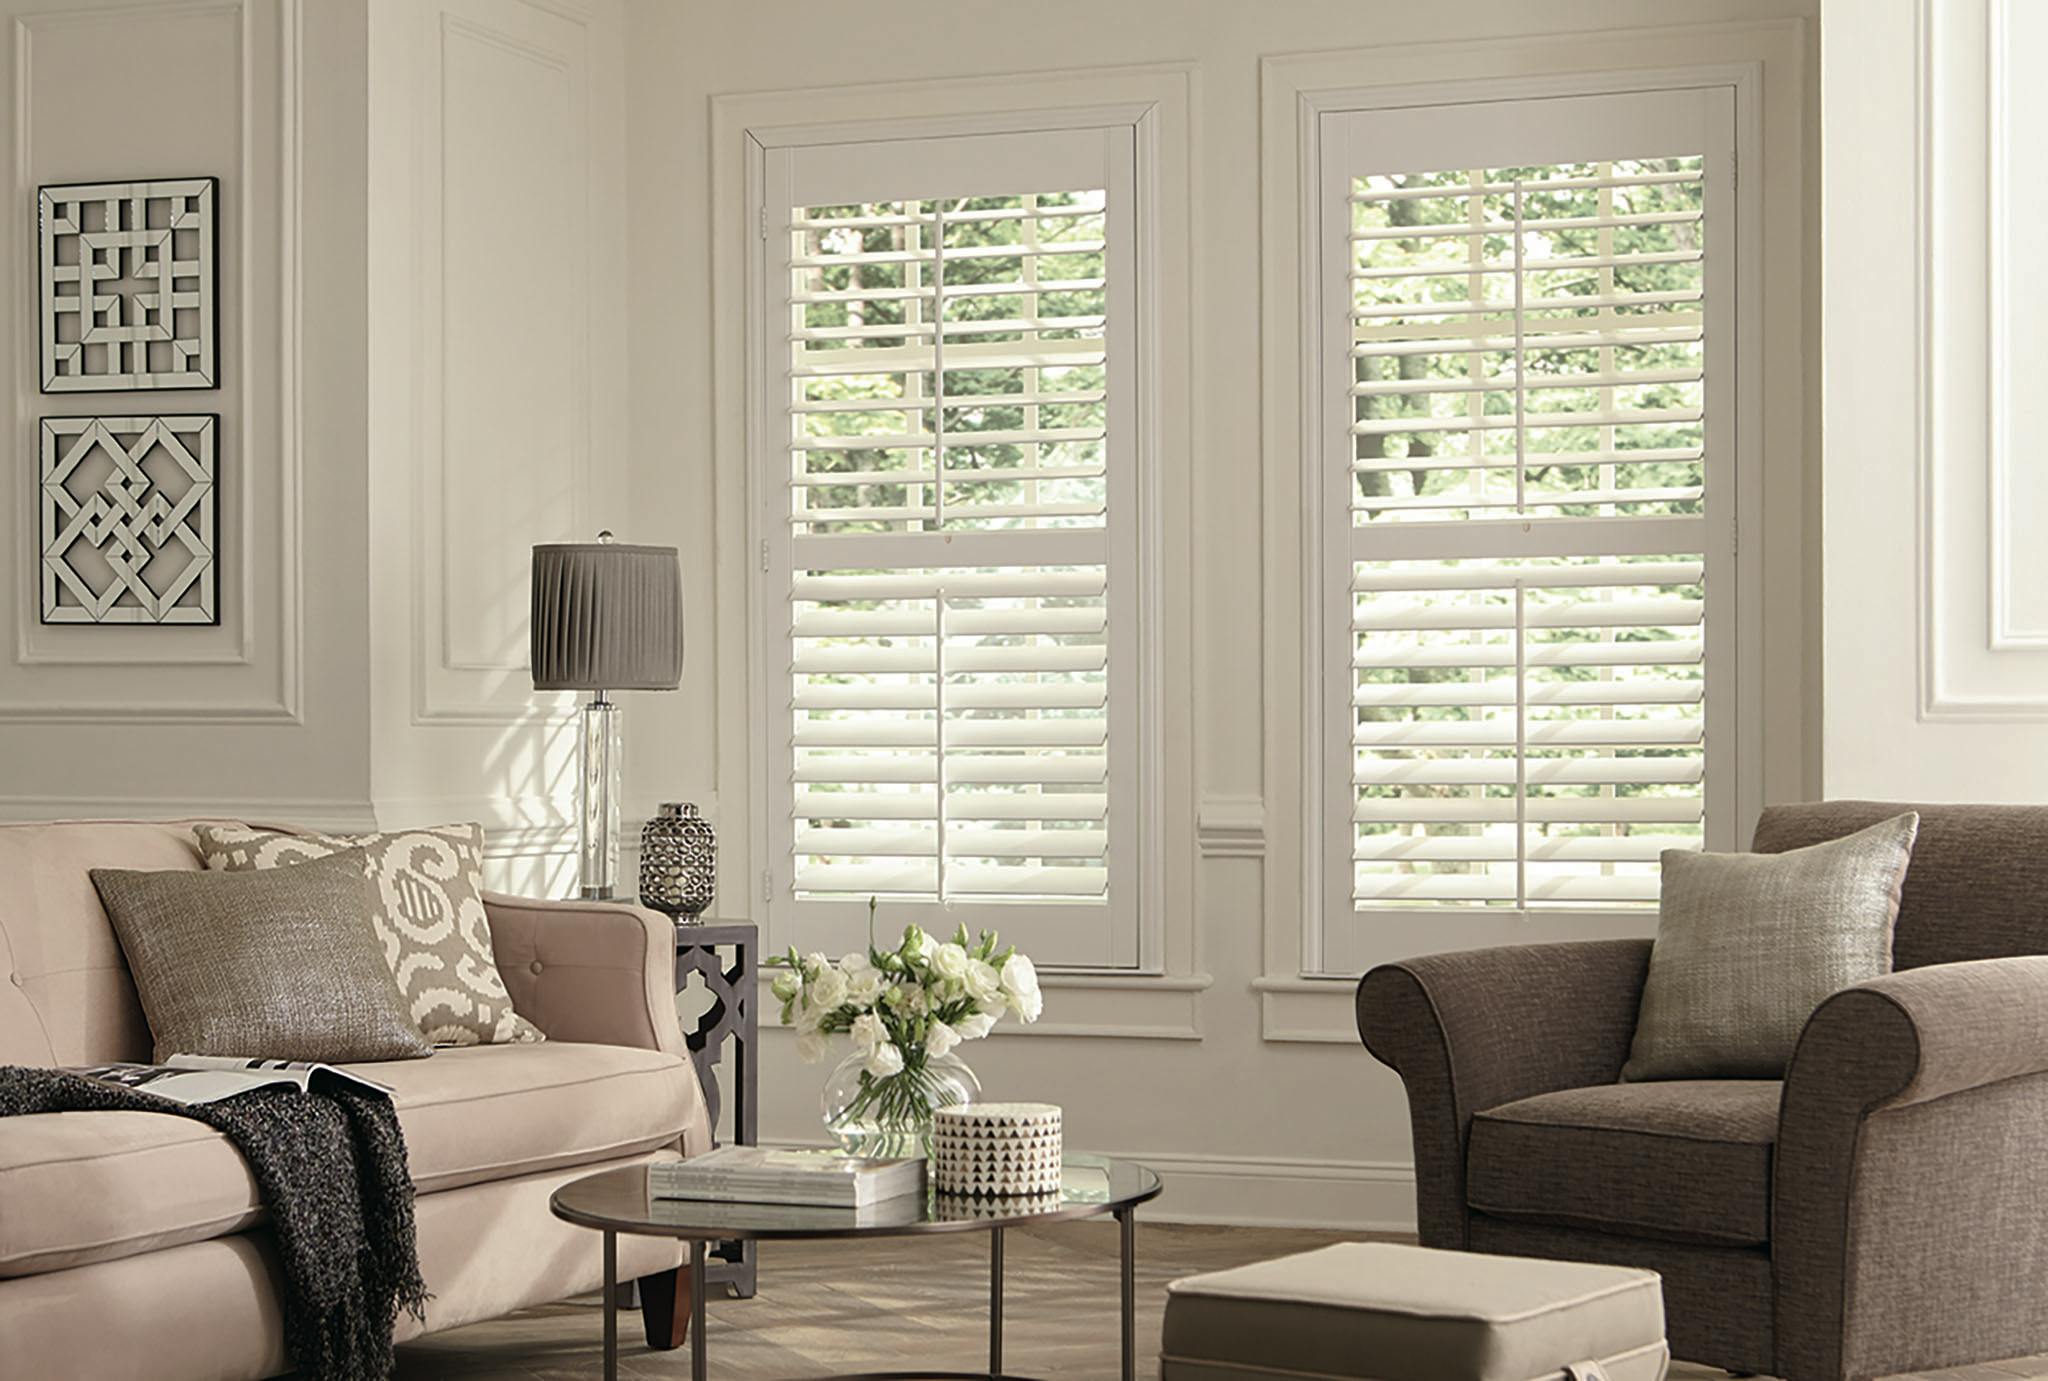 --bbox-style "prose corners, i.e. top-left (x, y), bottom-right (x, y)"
top-left (1341, 155), bottom-right (1715, 917)
top-left (781, 189), bottom-right (1120, 916)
